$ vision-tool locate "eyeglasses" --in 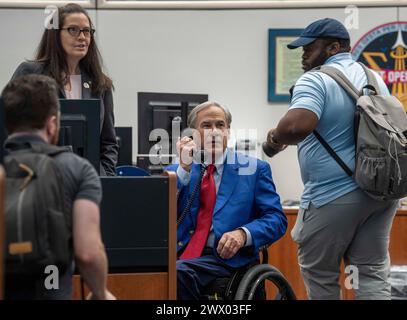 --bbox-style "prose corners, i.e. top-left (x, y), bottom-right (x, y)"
top-left (61, 26), bottom-right (95, 38)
